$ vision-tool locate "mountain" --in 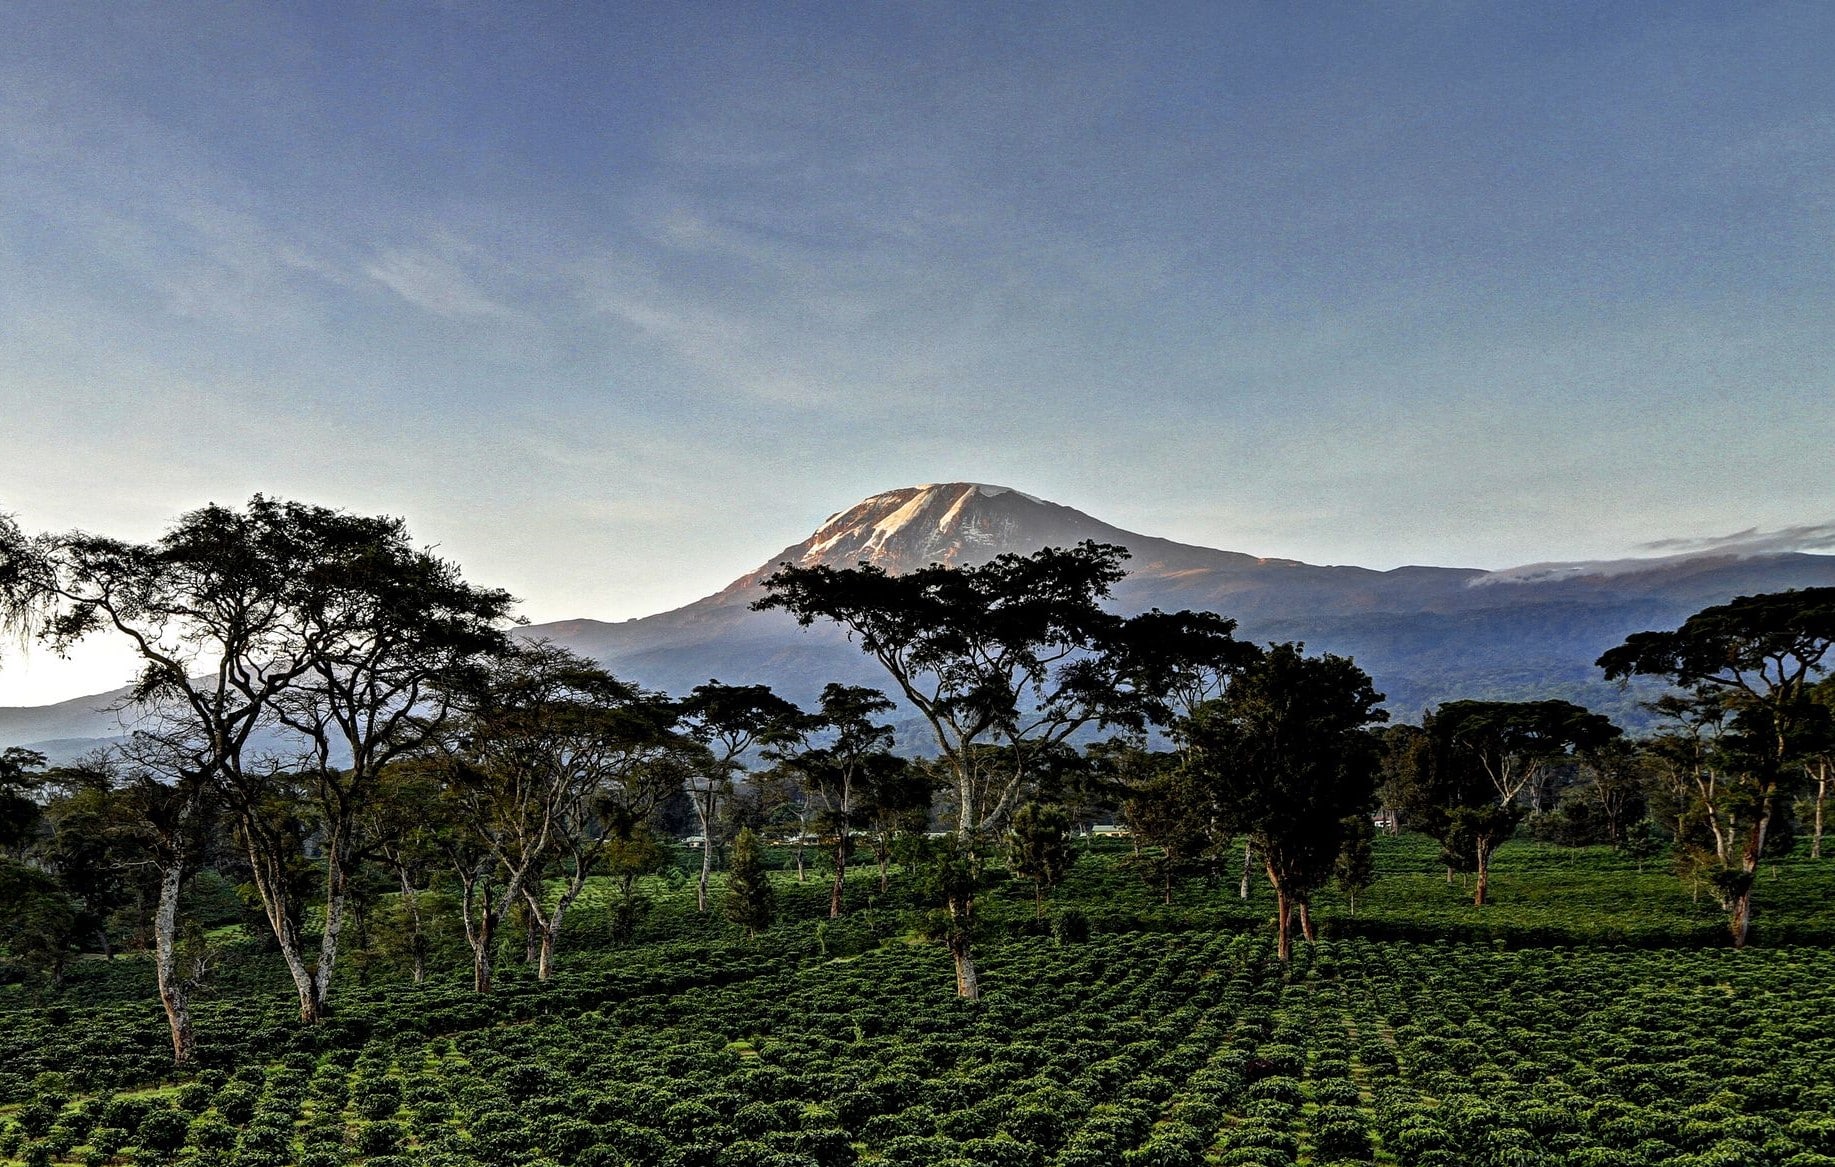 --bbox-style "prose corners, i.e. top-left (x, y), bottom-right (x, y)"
top-left (525, 482), bottom-right (1835, 725)
top-left (7, 482), bottom-right (1835, 756)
